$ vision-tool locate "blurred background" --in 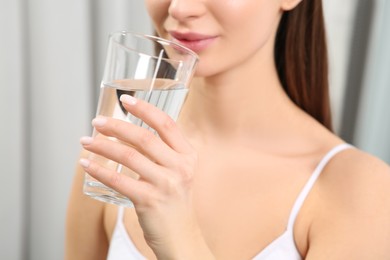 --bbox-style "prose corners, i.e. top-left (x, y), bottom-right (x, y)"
top-left (1, 0), bottom-right (389, 259)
